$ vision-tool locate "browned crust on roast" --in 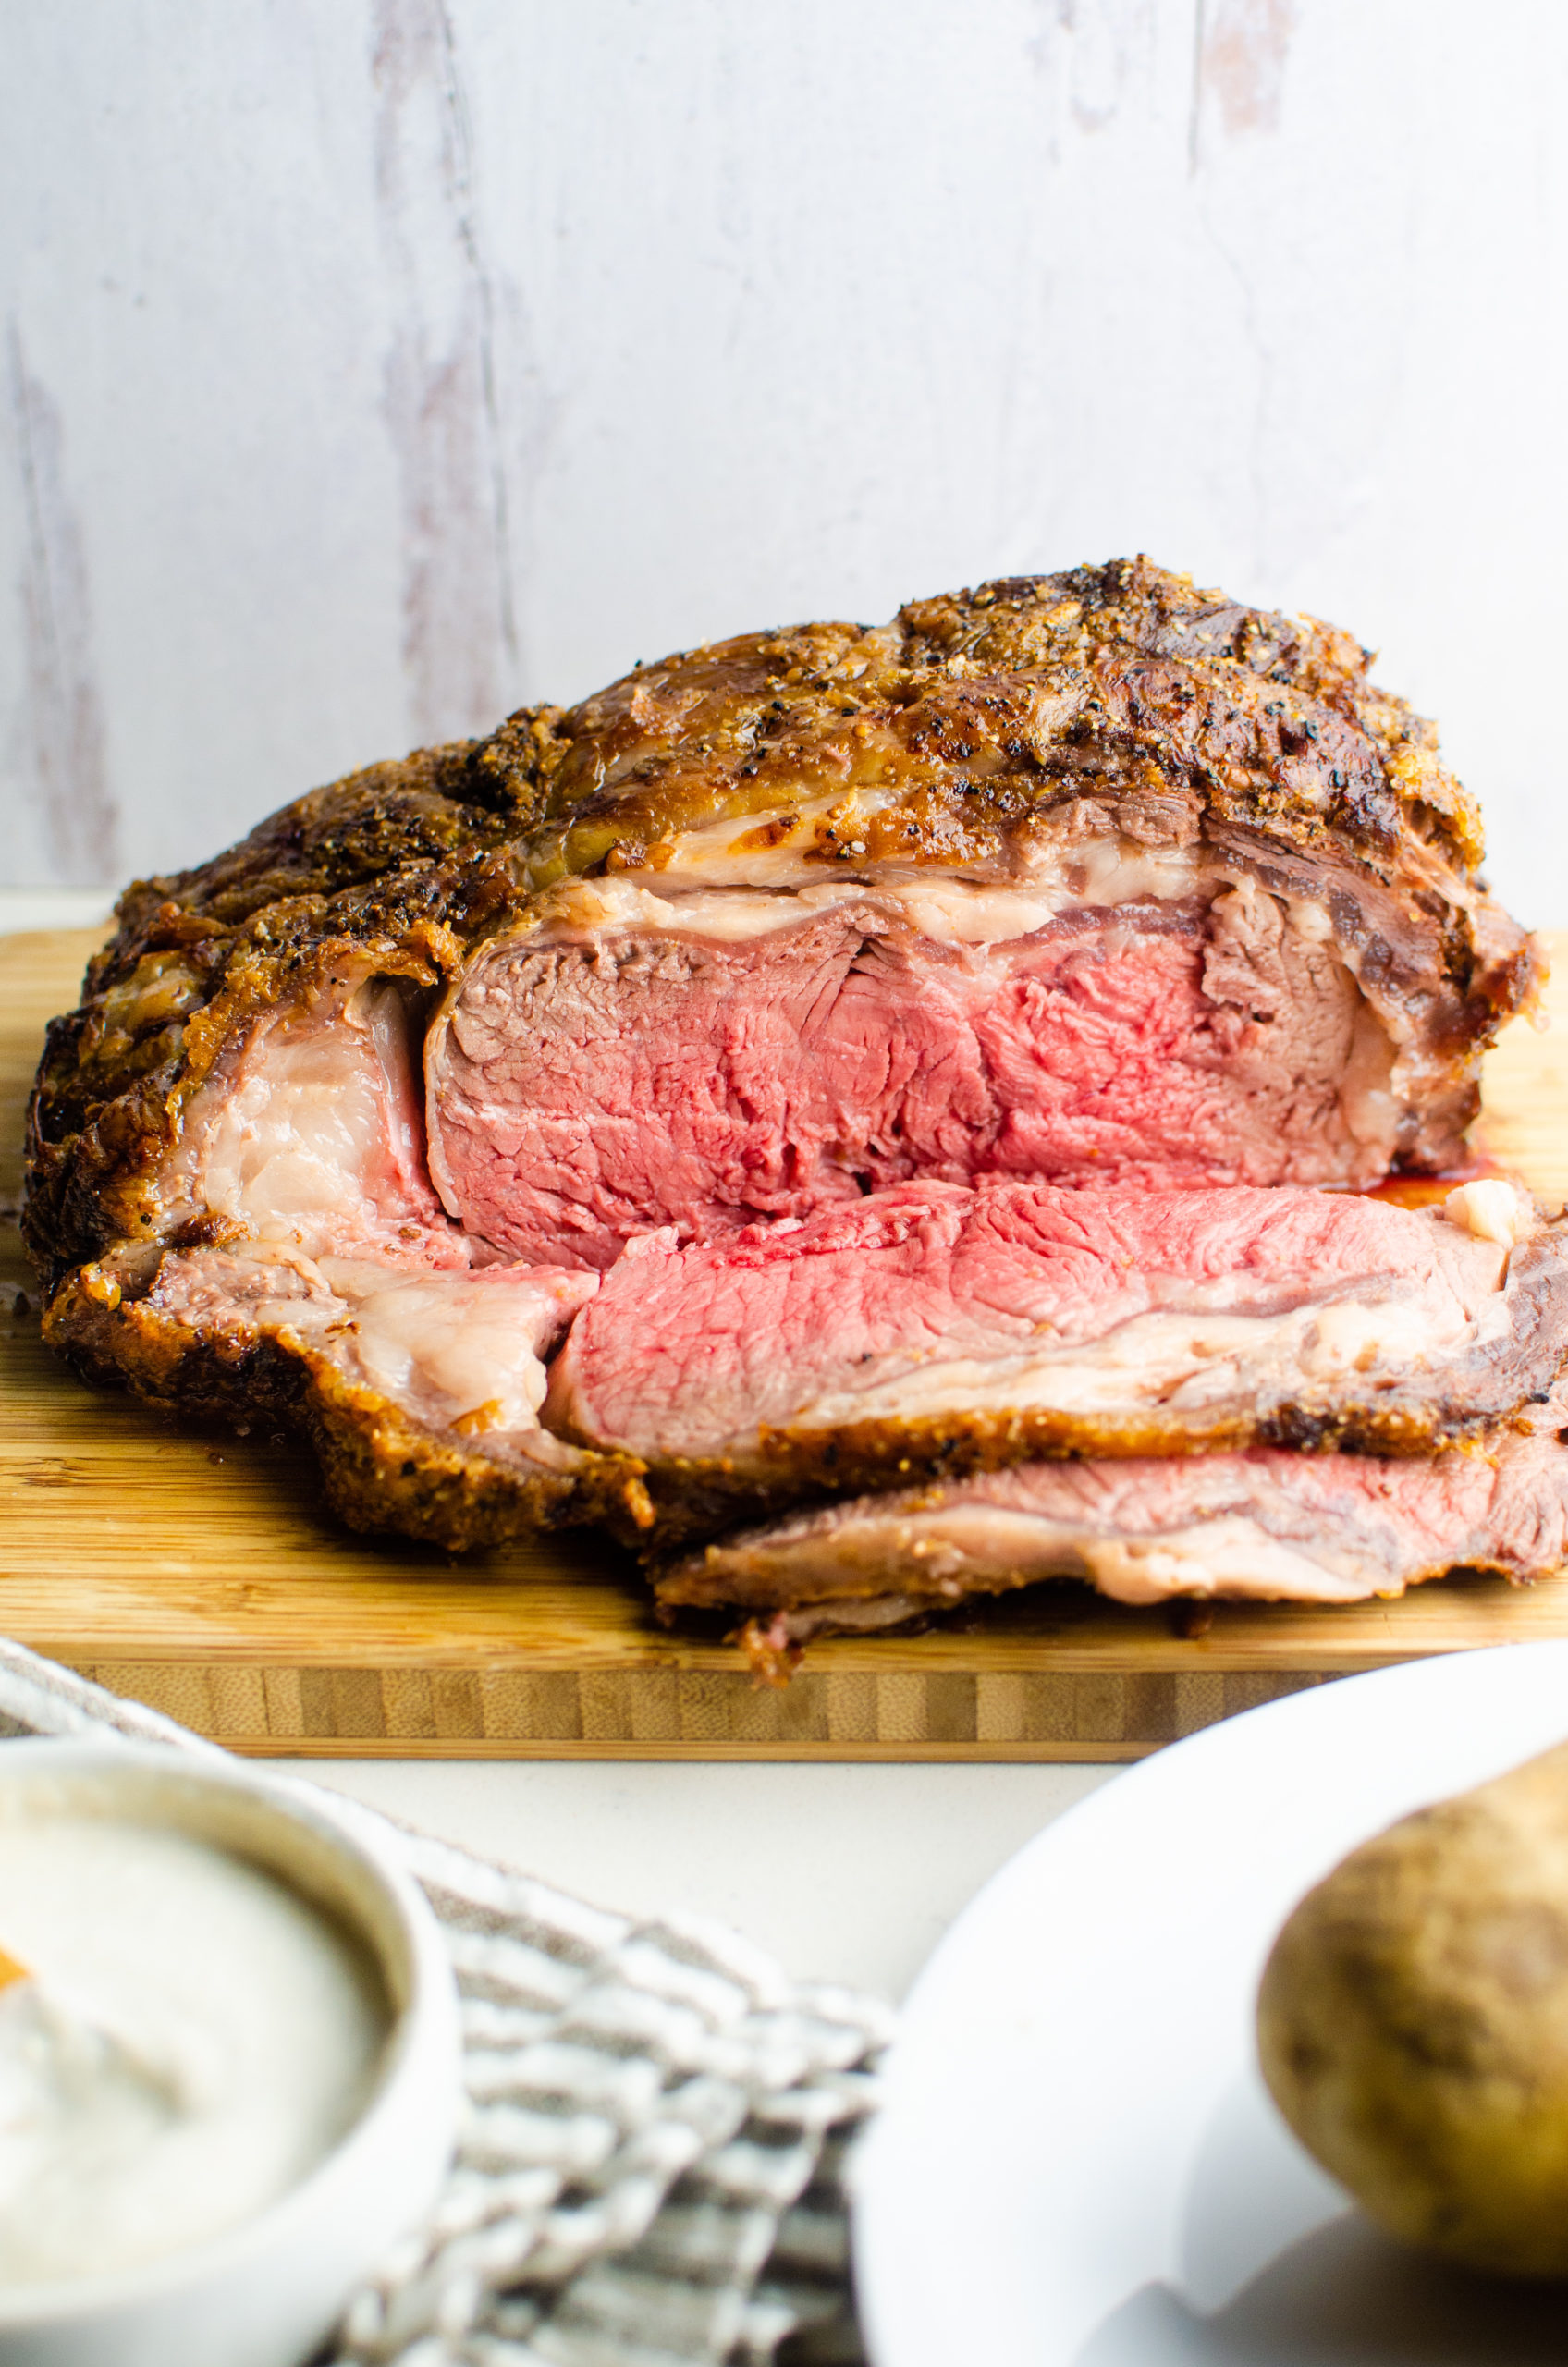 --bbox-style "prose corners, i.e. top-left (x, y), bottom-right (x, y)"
top-left (300, 1362), bottom-right (610, 1553)
top-left (20, 735), bottom-right (542, 1285)
top-left (616, 1401), bottom-right (1534, 1552)
top-left (508, 558), bottom-right (1509, 905)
